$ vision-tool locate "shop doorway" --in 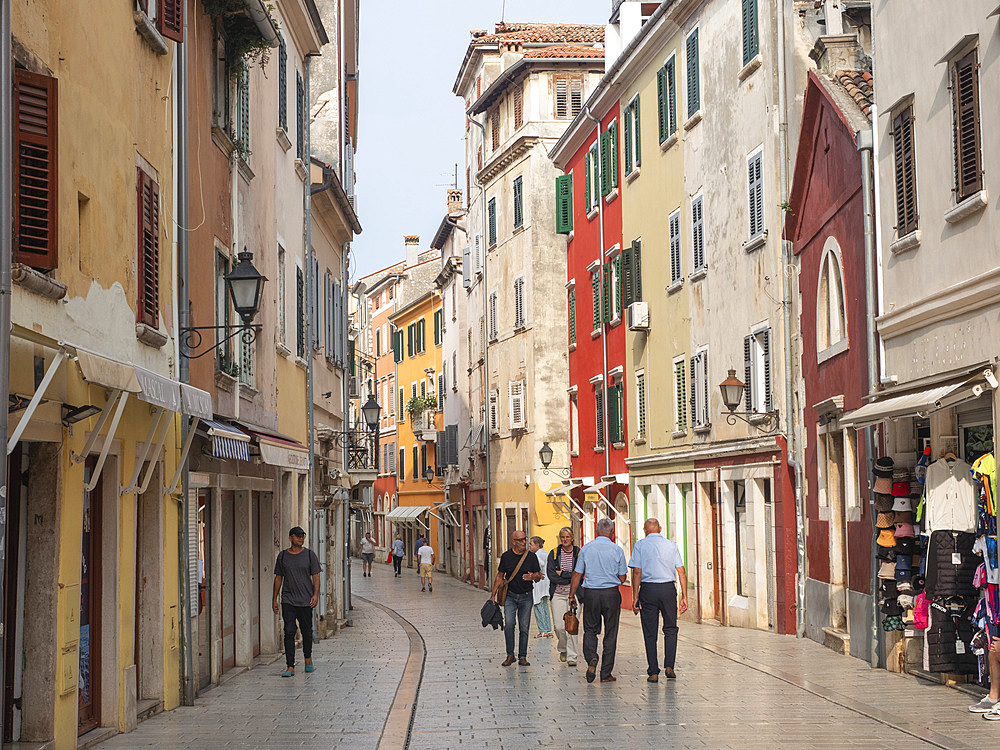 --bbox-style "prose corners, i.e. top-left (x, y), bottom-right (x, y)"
top-left (3, 445), bottom-right (26, 742)
top-left (220, 491), bottom-right (236, 672)
top-left (135, 466), bottom-right (163, 704)
top-left (250, 496), bottom-right (261, 658)
top-left (708, 482), bottom-right (723, 624)
top-left (197, 490), bottom-right (212, 690)
top-left (79, 459), bottom-right (102, 735)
